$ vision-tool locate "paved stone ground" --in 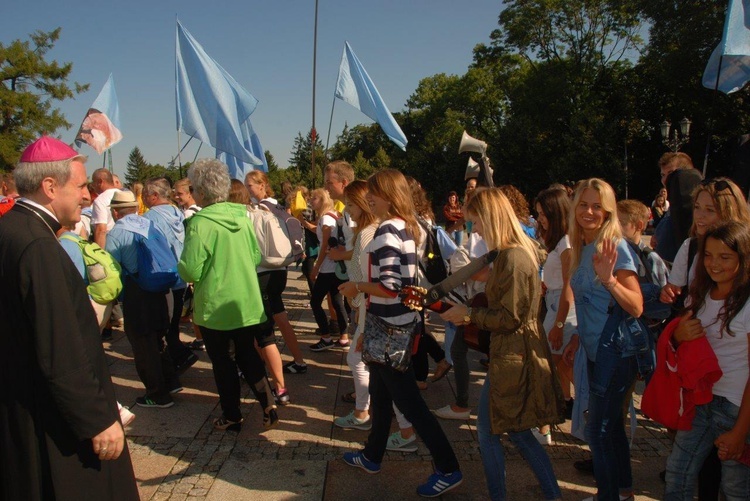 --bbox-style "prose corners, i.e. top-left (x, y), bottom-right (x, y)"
top-left (105, 273), bottom-right (672, 500)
